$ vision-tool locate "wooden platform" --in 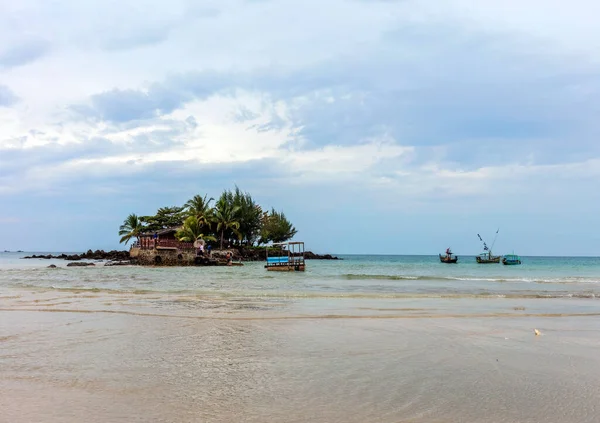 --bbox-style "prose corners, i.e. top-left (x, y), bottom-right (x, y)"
top-left (266, 264), bottom-right (305, 272)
